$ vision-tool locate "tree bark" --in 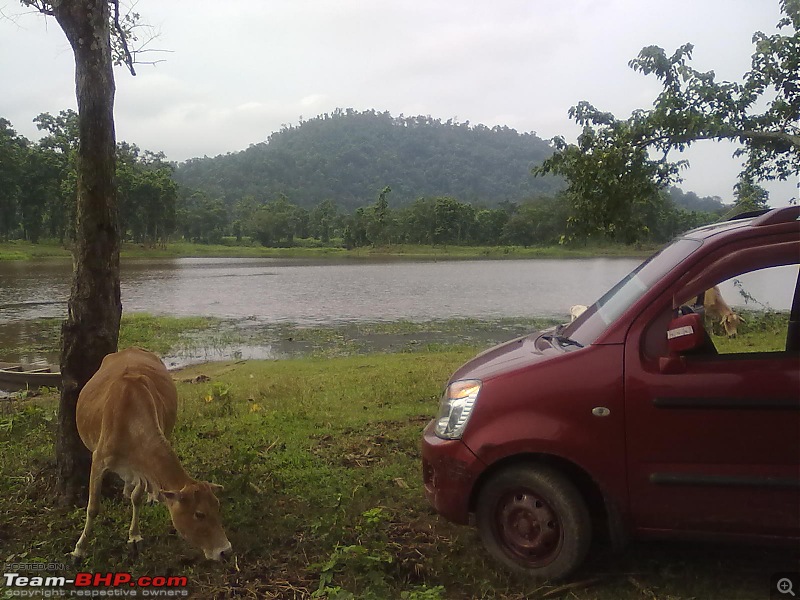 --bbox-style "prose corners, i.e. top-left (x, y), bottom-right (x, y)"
top-left (53, 0), bottom-right (122, 505)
